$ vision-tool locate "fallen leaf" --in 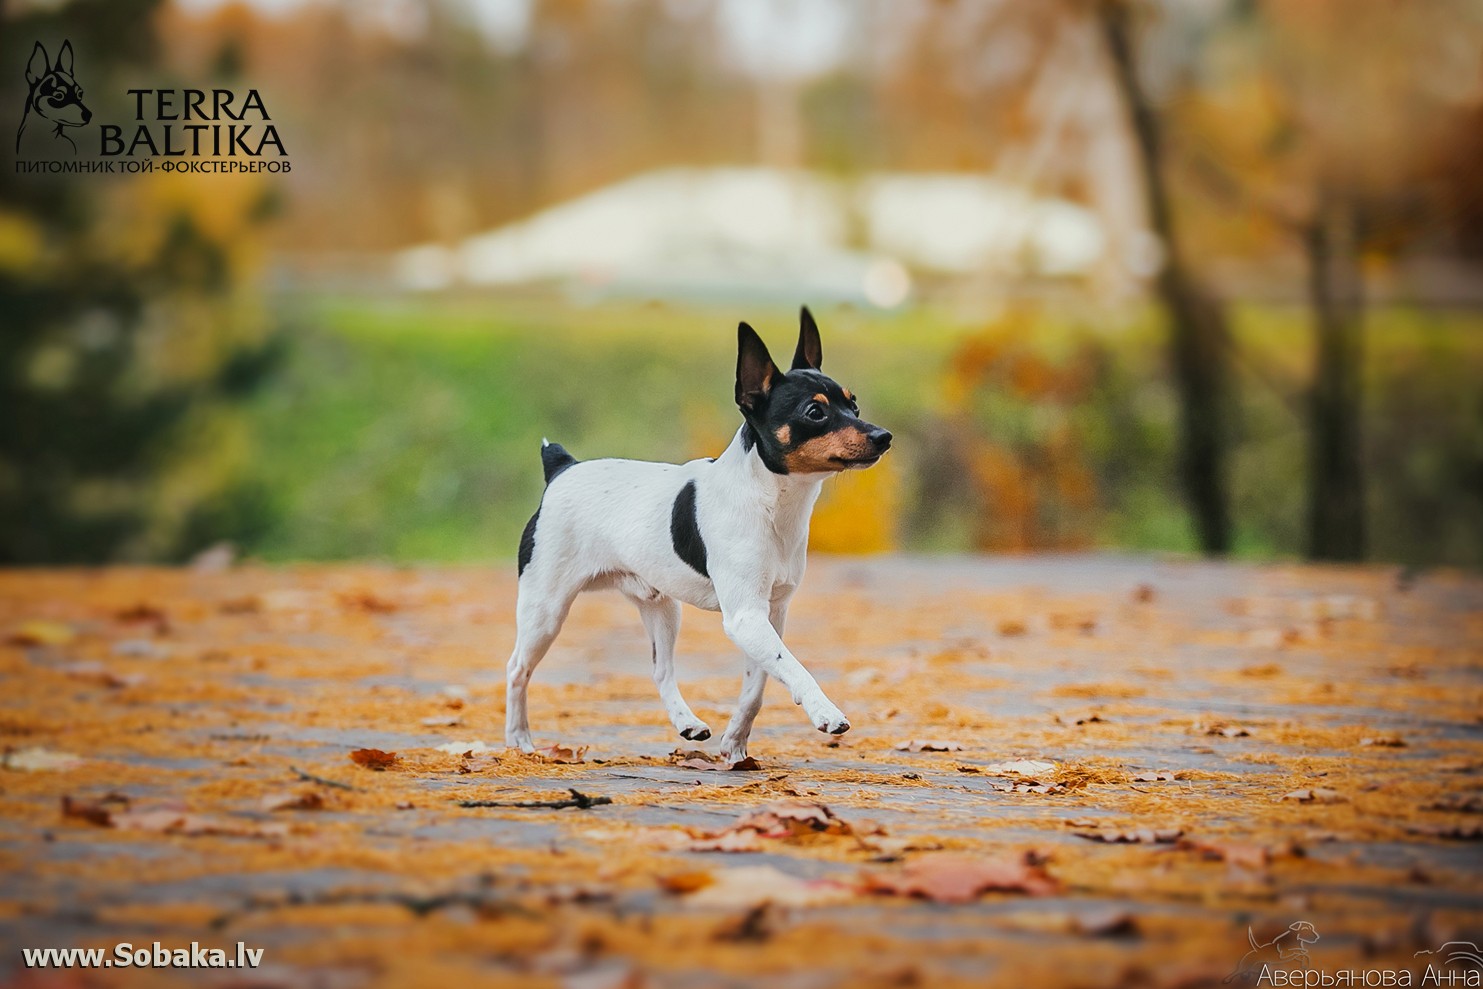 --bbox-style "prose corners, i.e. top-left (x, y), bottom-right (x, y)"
top-left (7, 621), bottom-right (74, 647)
top-left (1055, 710), bottom-right (1106, 726)
top-left (260, 790), bottom-right (326, 812)
top-left (534, 744), bottom-right (587, 764)
top-left (686, 831), bottom-right (764, 853)
top-left (60, 662), bottom-right (145, 688)
top-left (338, 590), bottom-right (398, 613)
top-left (1283, 788), bottom-right (1344, 804)
top-left (435, 740), bottom-right (496, 756)
top-left (1176, 837), bottom-right (1270, 869)
top-left (420, 716), bottom-right (464, 728)
top-left (1426, 794), bottom-right (1483, 814)
top-left (861, 852), bottom-right (1058, 902)
top-left (1074, 909), bottom-right (1140, 937)
top-left (1074, 828), bottom-right (1183, 844)
top-left (677, 756), bottom-right (762, 772)
top-left (655, 870), bottom-right (714, 894)
top-left (980, 759), bottom-right (1057, 776)
top-left (893, 739), bottom-right (963, 753)
top-left (1132, 771), bottom-right (1177, 782)
top-left (349, 748), bottom-right (397, 770)
top-left (1407, 823), bottom-right (1483, 840)
top-left (685, 865), bottom-right (853, 908)
top-left (1360, 736), bottom-right (1406, 748)
top-left (712, 902), bottom-right (778, 942)
top-left (63, 797), bottom-right (289, 838)
top-left (3, 747), bottom-right (84, 772)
